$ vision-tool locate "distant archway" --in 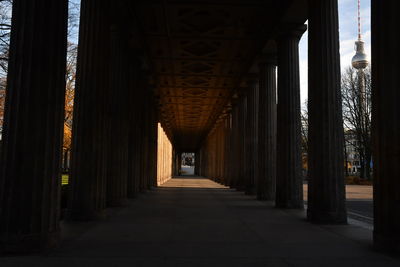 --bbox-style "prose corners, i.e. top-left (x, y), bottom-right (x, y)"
top-left (180, 152), bottom-right (195, 176)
